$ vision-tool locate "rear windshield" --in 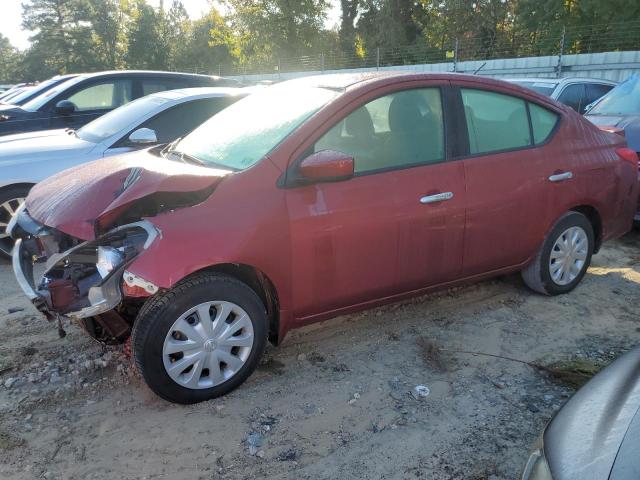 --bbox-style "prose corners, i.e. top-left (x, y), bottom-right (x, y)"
top-left (588, 74), bottom-right (640, 115)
